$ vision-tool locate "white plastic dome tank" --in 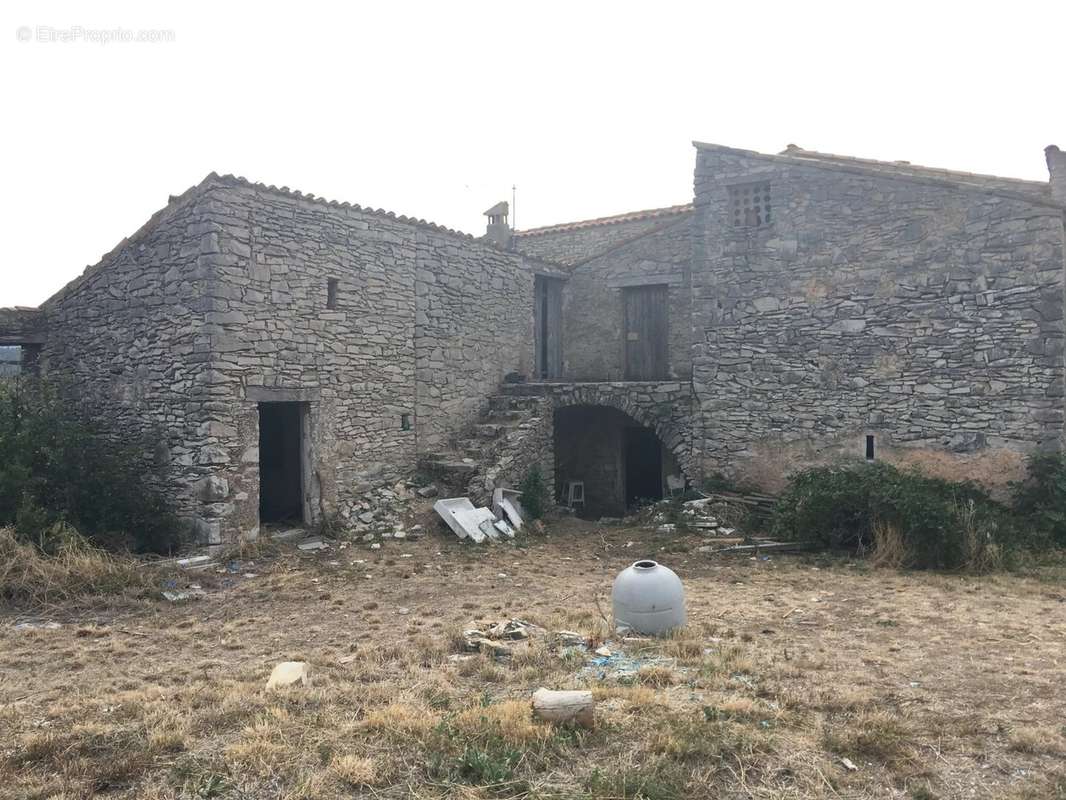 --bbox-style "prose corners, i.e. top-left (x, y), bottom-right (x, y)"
top-left (611, 560), bottom-right (686, 635)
